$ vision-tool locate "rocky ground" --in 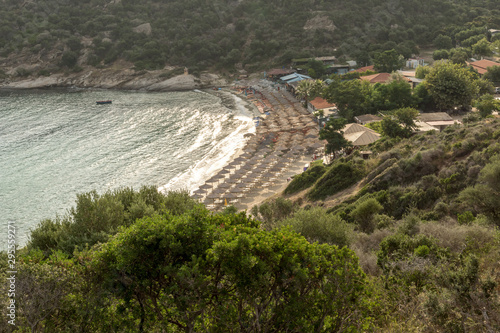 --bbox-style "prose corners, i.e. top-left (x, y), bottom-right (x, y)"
top-left (0, 49), bottom-right (229, 91)
top-left (0, 67), bottom-right (228, 91)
